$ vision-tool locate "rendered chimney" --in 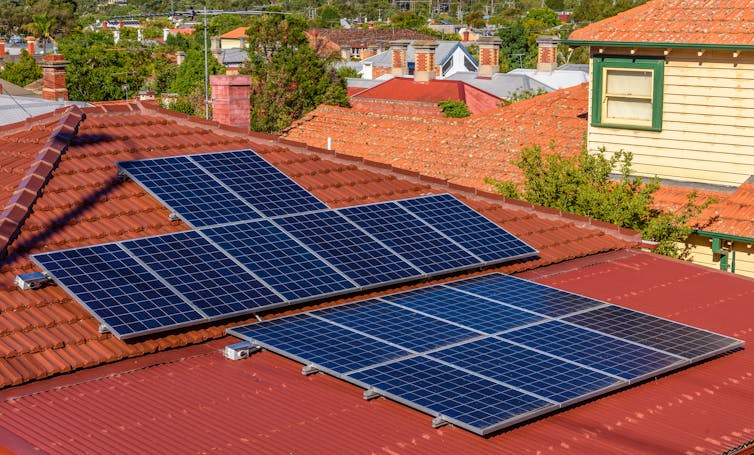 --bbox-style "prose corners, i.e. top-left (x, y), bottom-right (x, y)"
top-left (26, 36), bottom-right (35, 55)
top-left (340, 45), bottom-right (352, 60)
top-left (210, 36), bottom-right (223, 64)
top-left (210, 74), bottom-right (250, 129)
top-left (536, 35), bottom-right (559, 72)
top-left (176, 51), bottom-right (186, 65)
top-left (389, 40), bottom-right (410, 77)
top-left (413, 40), bottom-right (438, 82)
top-left (477, 36), bottom-right (501, 76)
top-left (40, 54), bottom-right (69, 101)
